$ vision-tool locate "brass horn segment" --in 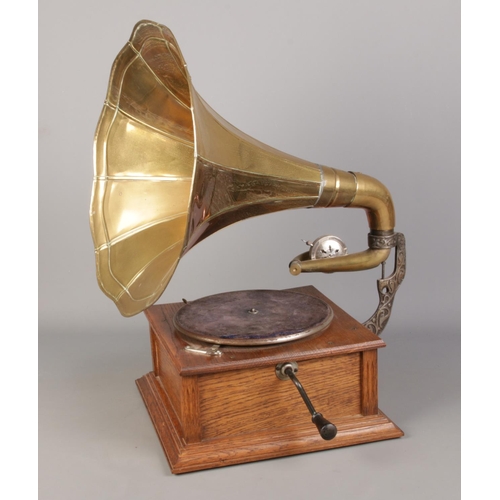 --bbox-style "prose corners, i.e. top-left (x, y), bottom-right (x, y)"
top-left (290, 168), bottom-right (395, 275)
top-left (90, 20), bottom-right (404, 319)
